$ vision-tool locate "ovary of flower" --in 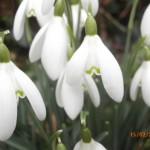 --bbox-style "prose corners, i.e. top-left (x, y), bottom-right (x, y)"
top-left (55, 70), bottom-right (100, 120)
top-left (13, 0), bottom-right (53, 41)
top-left (0, 61), bottom-right (46, 141)
top-left (130, 61), bottom-right (150, 106)
top-left (81, 0), bottom-right (99, 16)
top-left (141, 4), bottom-right (150, 45)
top-left (66, 35), bottom-right (124, 103)
top-left (29, 16), bottom-right (69, 81)
top-left (73, 139), bottom-right (106, 150)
